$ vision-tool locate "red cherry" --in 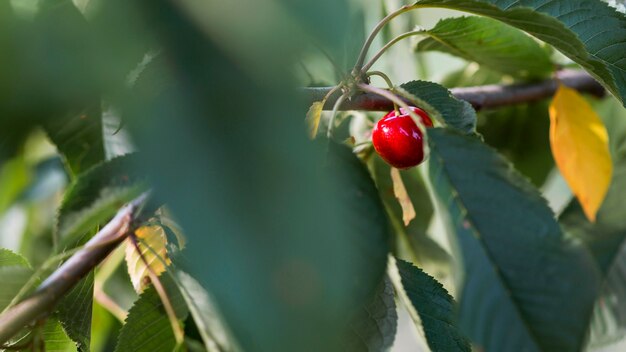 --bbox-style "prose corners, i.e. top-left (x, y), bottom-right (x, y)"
top-left (372, 107), bottom-right (433, 169)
